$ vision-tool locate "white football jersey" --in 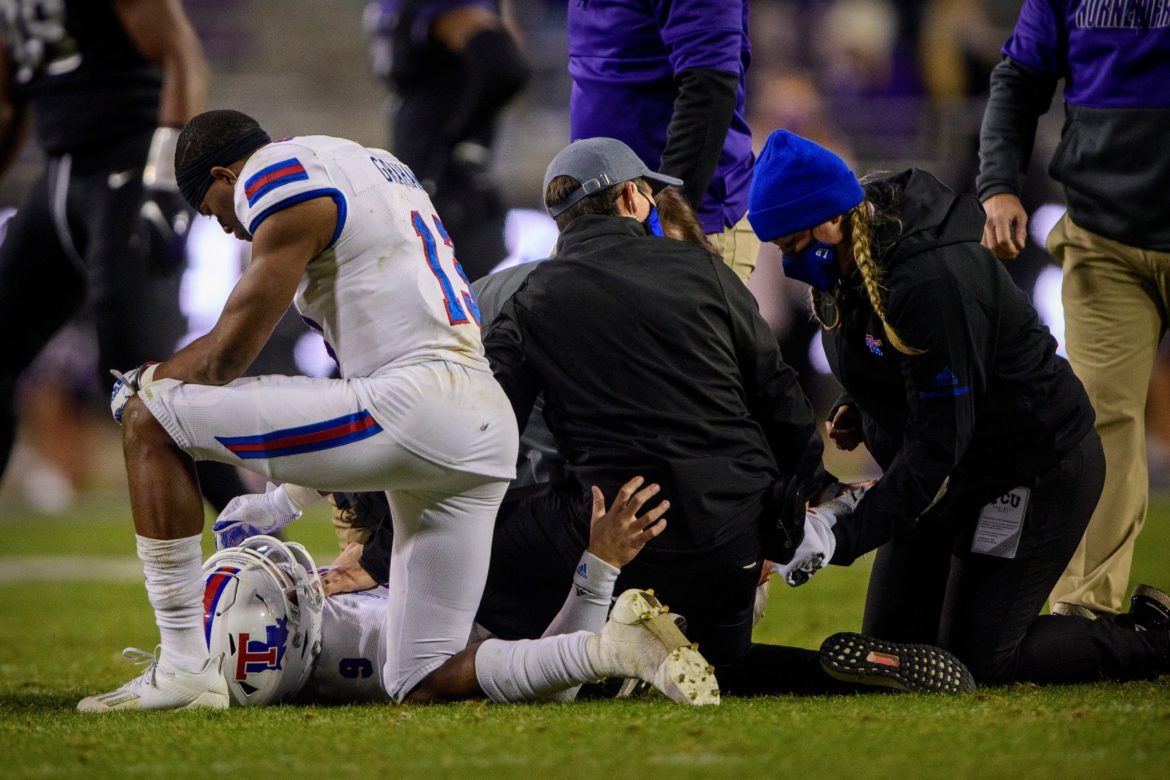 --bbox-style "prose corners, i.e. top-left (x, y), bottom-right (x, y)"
top-left (234, 136), bottom-right (487, 379)
top-left (296, 585), bottom-right (391, 704)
